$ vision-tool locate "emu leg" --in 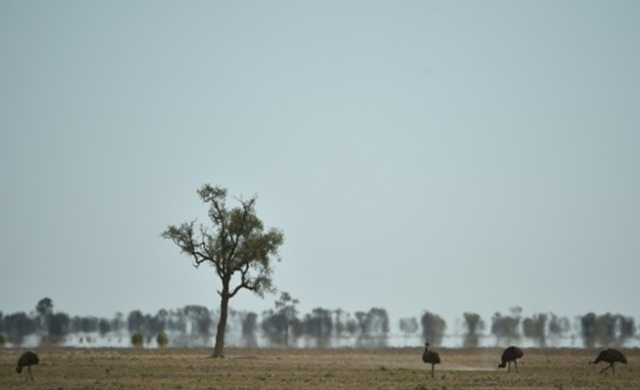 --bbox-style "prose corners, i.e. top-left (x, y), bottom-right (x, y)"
top-left (599, 363), bottom-right (612, 374)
